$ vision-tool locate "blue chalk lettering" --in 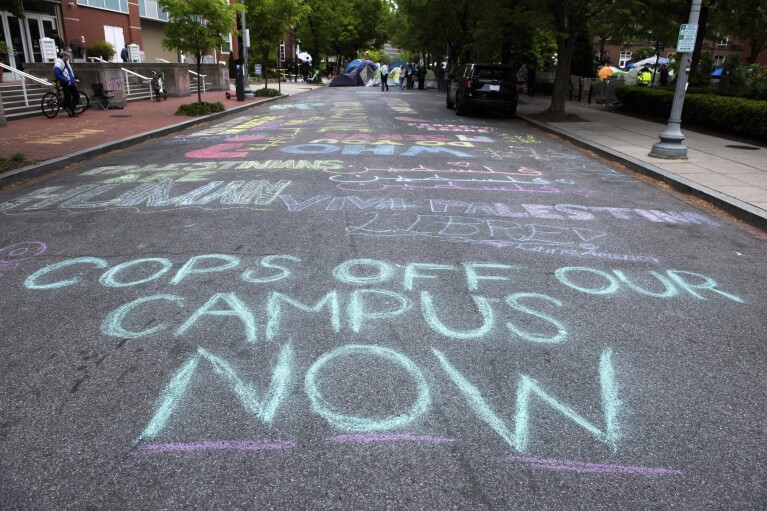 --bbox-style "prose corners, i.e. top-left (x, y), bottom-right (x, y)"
top-left (348, 289), bottom-right (411, 333)
top-left (282, 144), bottom-right (338, 154)
top-left (136, 344), bottom-right (293, 443)
top-left (332, 258), bottom-right (394, 285)
top-left (555, 266), bottom-right (619, 295)
top-left (170, 254), bottom-right (240, 285)
top-left (612, 270), bottom-right (678, 298)
top-left (99, 258), bottom-right (173, 288)
top-left (342, 145), bottom-right (397, 156)
top-left (400, 146), bottom-right (473, 157)
top-left (463, 263), bottom-right (518, 291)
top-left (102, 294), bottom-right (183, 339)
top-left (665, 270), bottom-right (744, 303)
top-left (421, 291), bottom-right (494, 340)
top-left (242, 255), bottom-right (301, 284)
top-left (505, 293), bottom-right (567, 344)
top-left (266, 290), bottom-right (340, 341)
top-left (515, 348), bottom-right (621, 452)
top-left (434, 348), bottom-right (620, 452)
top-left (305, 345), bottom-right (431, 432)
top-left (175, 292), bottom-right (257, 342)
top-left (24, 257), bottom-right (108, 290)
top-left (403, 263), bottom-right (458, 291)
